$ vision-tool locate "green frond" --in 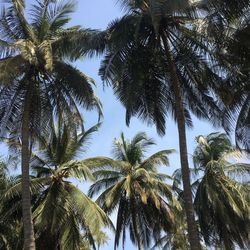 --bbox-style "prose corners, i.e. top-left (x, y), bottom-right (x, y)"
top-left (53, 61), bottom-right (103, 117)
top-left (2, 176), bottom-right (46, 201)
top-left (193, 132), bottom-right (250, 248)
top-left (193, 132), bottom-right (234, 169)
top-left (3, 0), bottom-right (35, 40)
top-left (71, 122), bottom-right (101, 156)
top-left (0, 55), bottom-right (27, 85)
top-left (84, 157), bottom-right (129, 171)
top-left (69, 184), bottom-right (114, 227)
top-left (47, 0), bottom-right (76, 31)
top-left (88, 176), bottom-right (123, 198)
top-left (52, 27), bottom-right (106, 60)
top-left (112, 132), bottom-right (157, 164)
top-left (60, 214), bottom-right (81, 250)
top-left (134, 168), bottom-right (152, 182)
top-left (225, 163), bottom-right (250, 180)
top-left (140, 149), bottom-right (175, 170)
top-left (105, 180), bottom-right (127, 209)
top-left (57, 160), bottom-right (95, 181)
